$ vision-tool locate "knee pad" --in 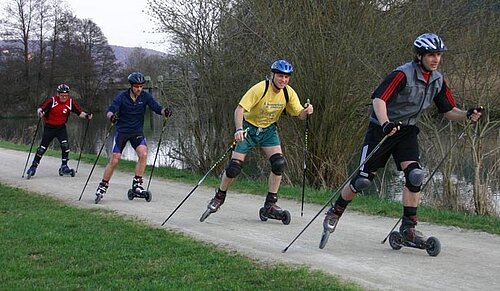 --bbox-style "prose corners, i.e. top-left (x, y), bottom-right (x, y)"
top-left (36, 146), bottom-right (47, 158)
top-left (60, 140), bottom-right (70, 153)
top-left (404, 162), bottom-right (424, 192)
top-left (349, 171), bottom-right (374, 193)
top-left (225, 159), bottom-right (243, 178)
top-left (269, 153), bottom-right (287, 176)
